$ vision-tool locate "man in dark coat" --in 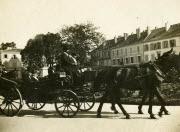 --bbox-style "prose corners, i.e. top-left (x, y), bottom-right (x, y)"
top-left (60, 45), bottom-right (81, 86)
